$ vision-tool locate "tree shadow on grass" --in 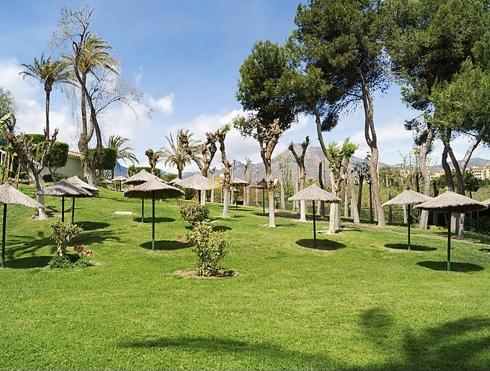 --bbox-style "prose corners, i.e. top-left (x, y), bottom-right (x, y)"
top-left (132, 217), bottom-right (176, 223)
top-left (212, 225), bottom-right (232, 232)
top-left (75, 221), bottom-right (110, 231)
top-left (296, 238), bottom-right (345, 251)
top-left (120, 336), bottom-right (334, 370)
top-left (5, 255), bottom-right (51, 269)
top-left (479, 248), bottom-right (490, 253)
top-left (139, 240), bottom-right (191, 251)
top-left (385, 243), bottom-right (436, 252)
top-left (417, 261), bottom-right (484, 272)
top-left (358, 307), bottom-right (490, 371)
